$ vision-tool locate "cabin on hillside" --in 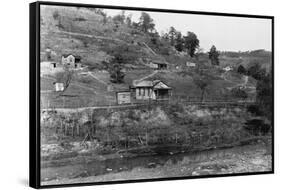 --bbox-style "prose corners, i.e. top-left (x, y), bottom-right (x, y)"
top-left (131, 80), bottom-right (172, 100)
top-left (148, 60), bottom-right (168, 70)
top-left (116, 91), bottom-right (131, 105)
top-left (186, 61), bottom-right (196, 67)
top-left (45, 47), bottom-right (57, 61)
top-left (41, 61), bottom-right (59, 69)
top-left (223, 66), bottom-right (233, 72)
top-left (61, 54), bottom-right (82, 68)
top-left (53, 82), bottom-right (64, 92)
